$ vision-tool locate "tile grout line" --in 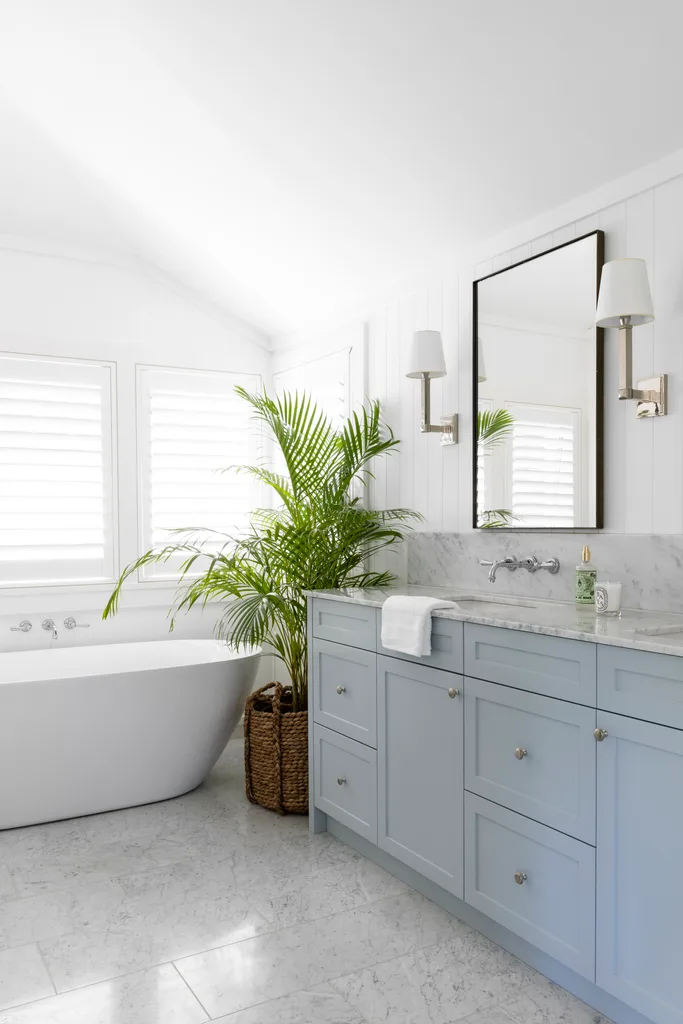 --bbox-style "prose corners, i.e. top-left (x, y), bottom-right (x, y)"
top-left (171, 960), bottom-right (213, 1022)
